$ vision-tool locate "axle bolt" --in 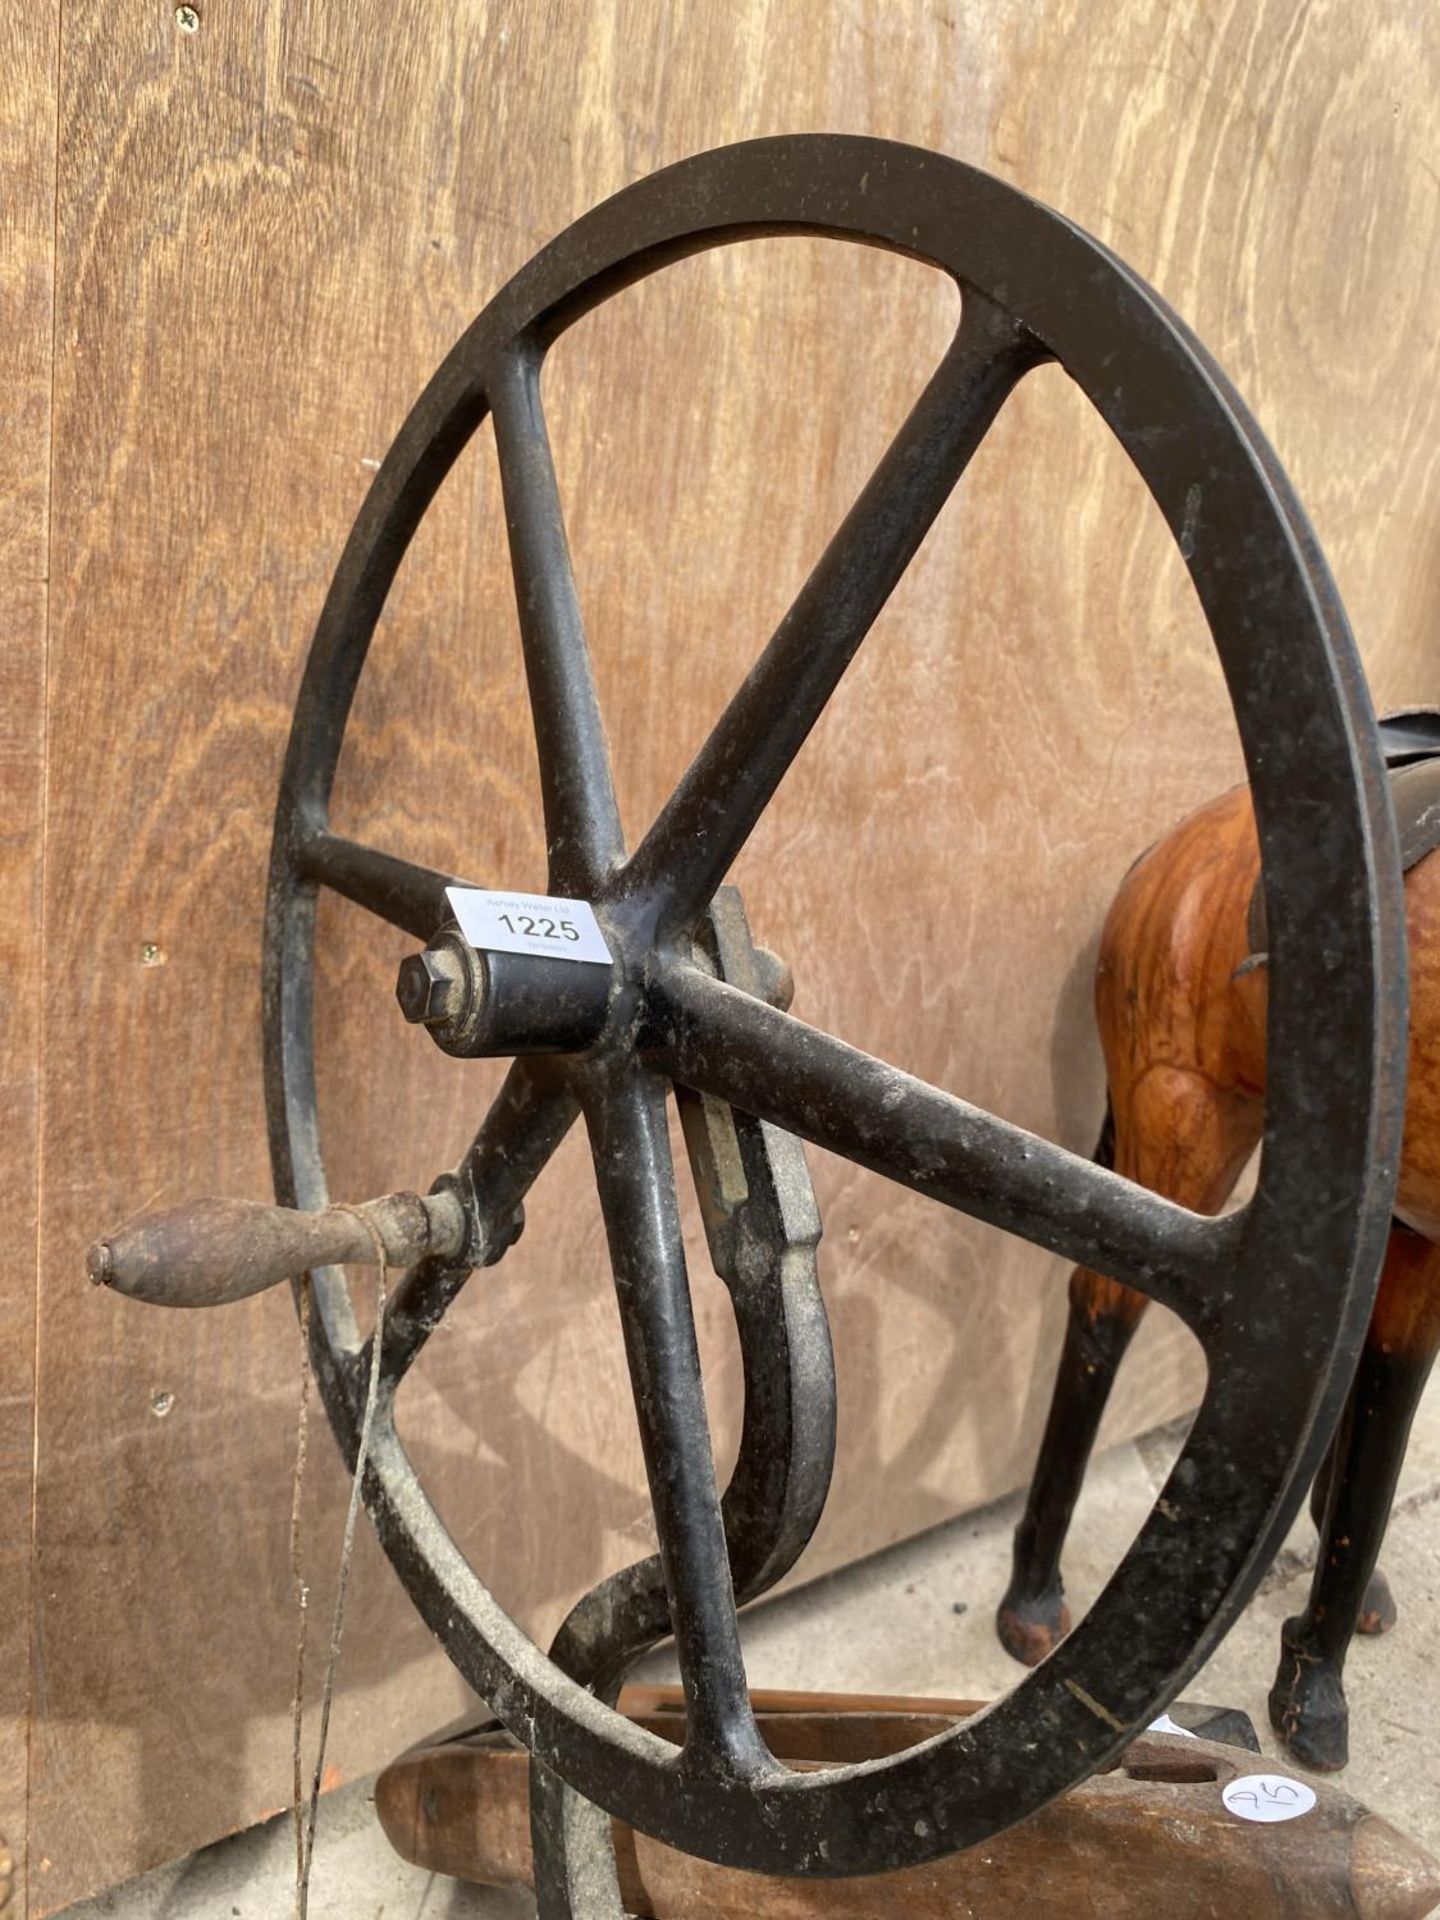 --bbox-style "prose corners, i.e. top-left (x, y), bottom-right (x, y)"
top-left (396, 948), bottom-right (466, 1026)
top-left (753, 946), bottom-right (795, 1012)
